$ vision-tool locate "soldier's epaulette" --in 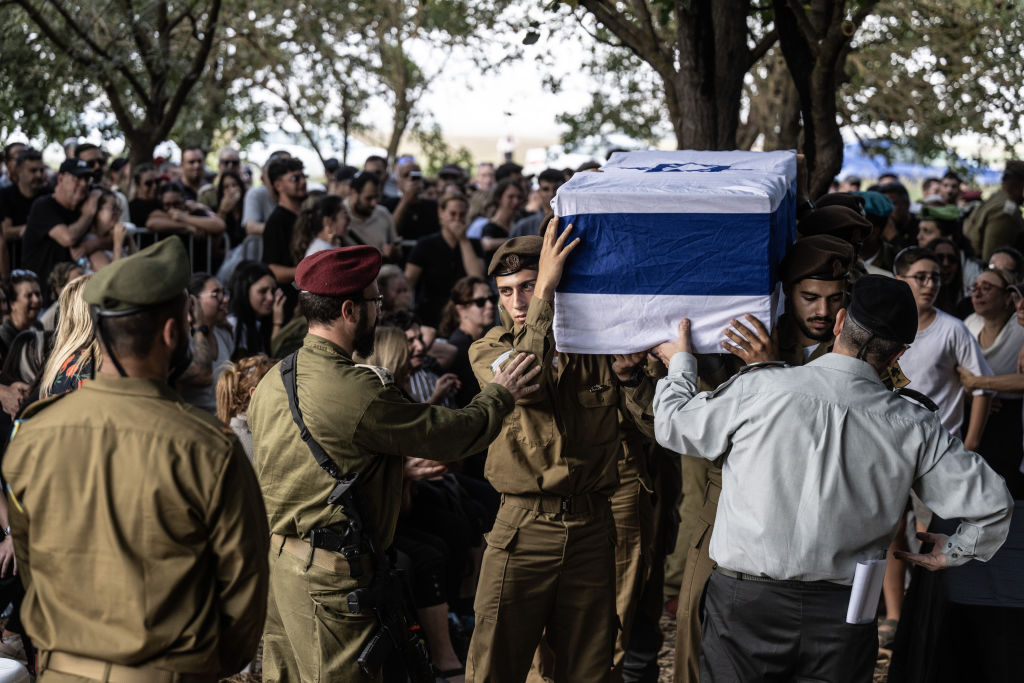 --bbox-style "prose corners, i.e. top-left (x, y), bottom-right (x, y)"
top-left (355, 363), bottom-right (394, 387)
top-left (708, 360), bottom-right (789, 398)
top-left (894, 387), bottom-right (939, 412)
